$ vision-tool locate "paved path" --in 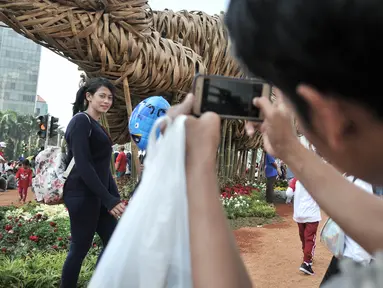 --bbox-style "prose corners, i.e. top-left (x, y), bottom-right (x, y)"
top-left (235, 204), bottom-right (331, 288)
